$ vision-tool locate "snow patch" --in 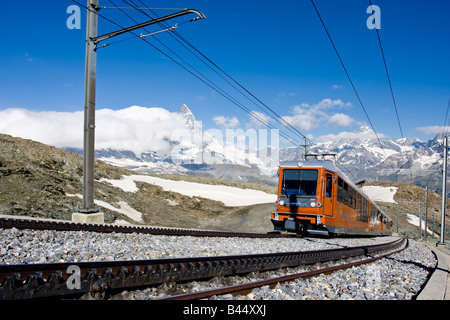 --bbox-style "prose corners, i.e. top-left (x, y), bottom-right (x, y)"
top-left (406, 213), bottom-right (433, 235)
top-left (66, 194), bottom-right (143, 222)
top-left (101, 174), bottom-right (276, 207)
top-left (360, 186), bottom-right (398, 203)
